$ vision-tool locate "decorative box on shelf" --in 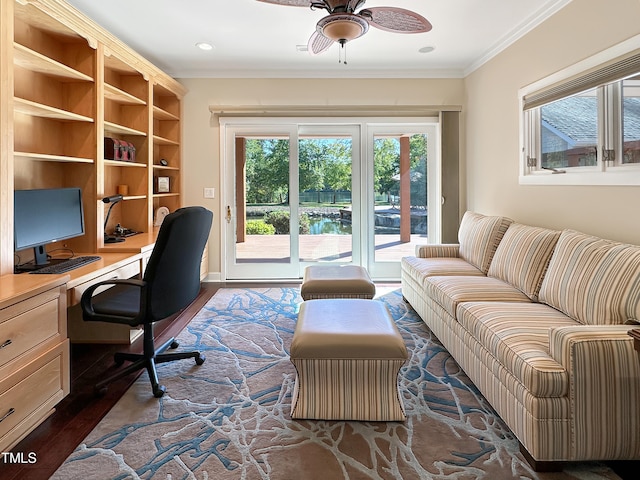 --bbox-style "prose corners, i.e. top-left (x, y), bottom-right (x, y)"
top-left (105, 137), bottom-right (136, 162)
